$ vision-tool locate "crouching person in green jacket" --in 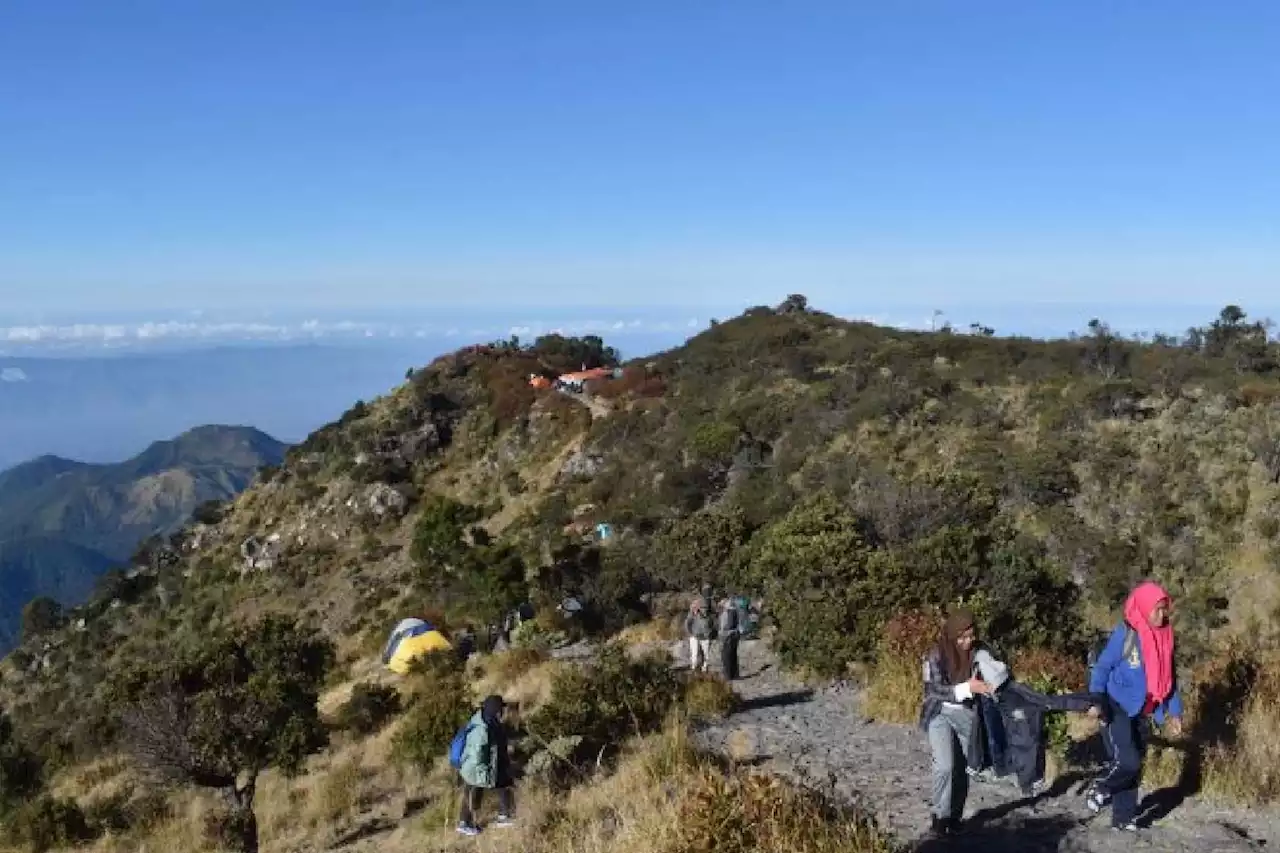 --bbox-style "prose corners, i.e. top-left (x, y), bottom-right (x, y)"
top-left (457, 695), bottom-right (514, 836)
